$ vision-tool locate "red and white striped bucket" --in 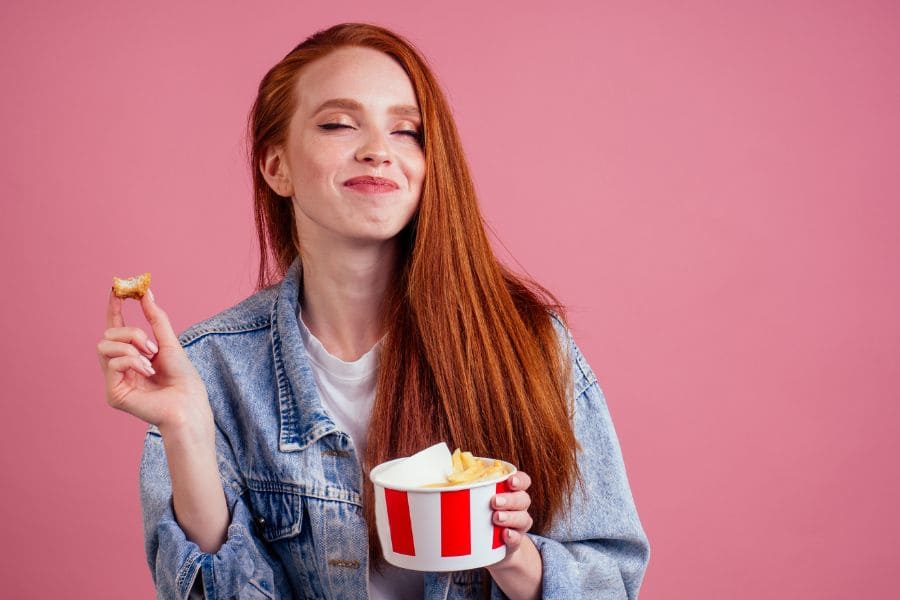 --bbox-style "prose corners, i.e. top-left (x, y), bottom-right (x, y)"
top-left (370, 457), bottom-right (517, 571)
